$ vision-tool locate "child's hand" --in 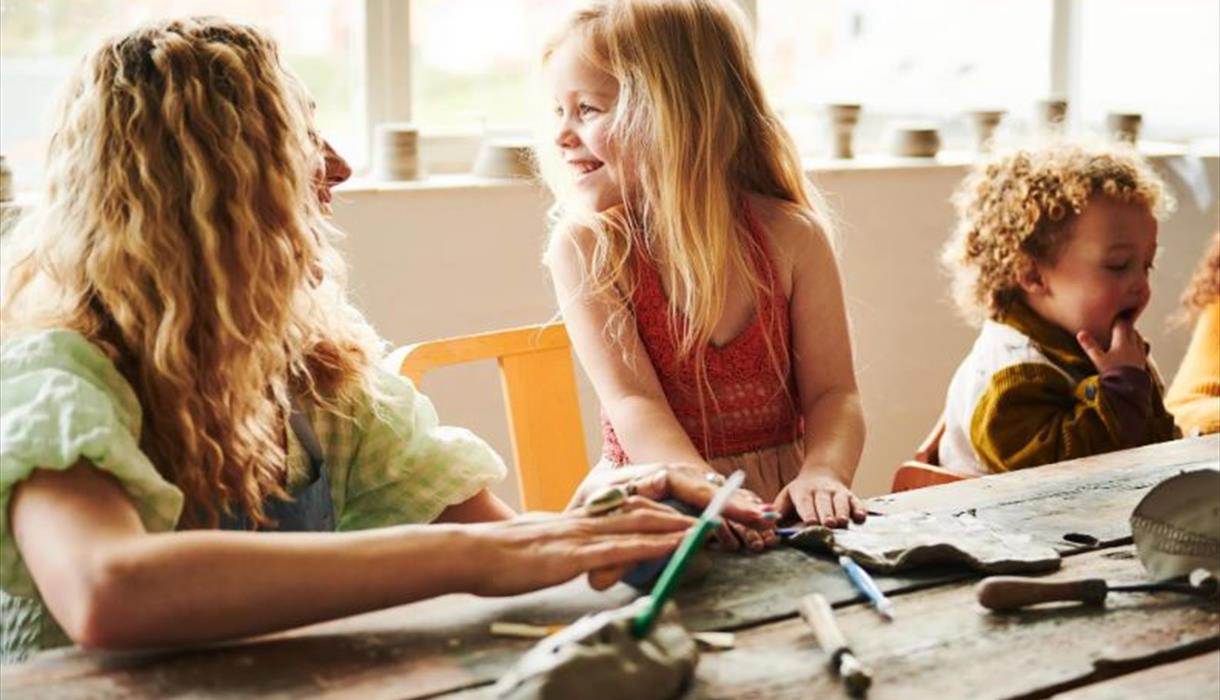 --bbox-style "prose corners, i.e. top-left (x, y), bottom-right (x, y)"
top-left (610, 462), bottom-right (779, 552)
top-left (772, 470), bottom-right (866, 528)
top-left (1077, 318), bottom-right (1147, 372)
